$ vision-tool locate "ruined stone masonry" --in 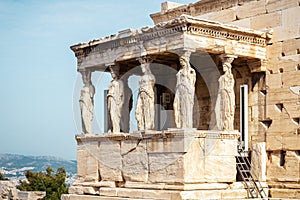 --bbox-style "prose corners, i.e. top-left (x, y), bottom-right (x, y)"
top-left (63, 0), bottom-right (300, 199)
top-left (0, 181), bottom-right (45, 200)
